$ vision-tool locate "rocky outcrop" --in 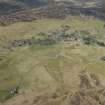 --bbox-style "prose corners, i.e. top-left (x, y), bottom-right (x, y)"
top-left (7, 25), bottom-right (105, 49)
